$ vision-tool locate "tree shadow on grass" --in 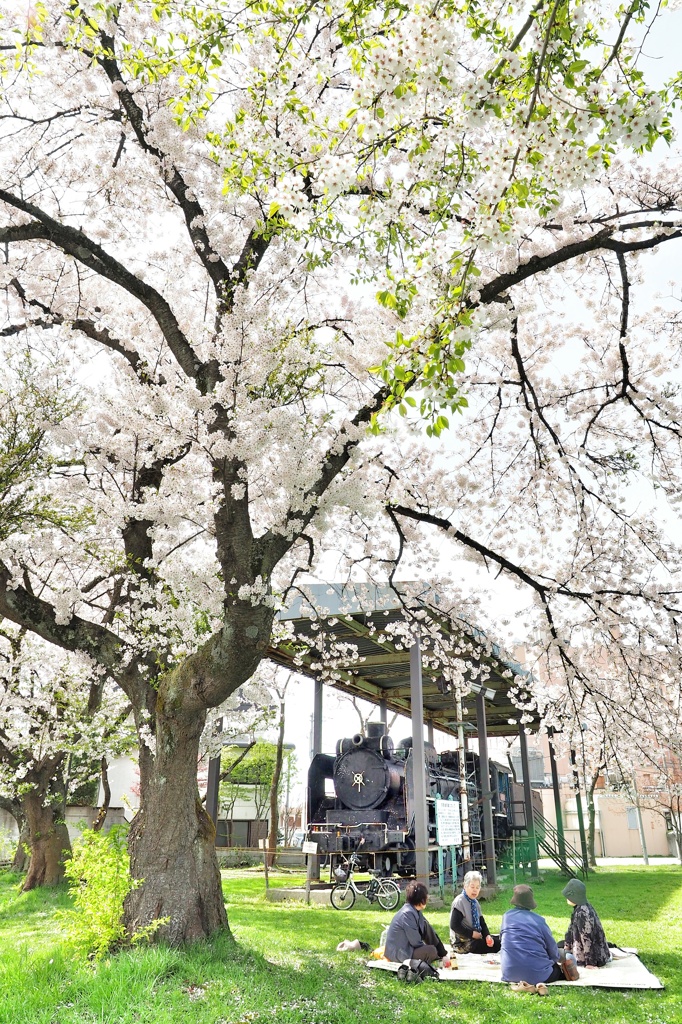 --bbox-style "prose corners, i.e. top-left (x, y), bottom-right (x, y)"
top-left (0, 875), bottom-right (70, 929)
top-left (634, 949), bottom-right (682, 988)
